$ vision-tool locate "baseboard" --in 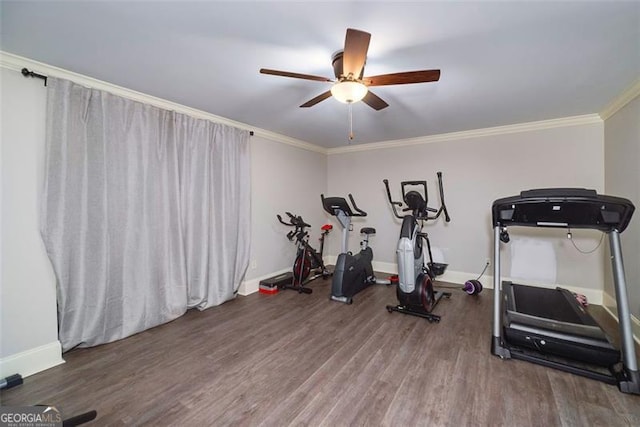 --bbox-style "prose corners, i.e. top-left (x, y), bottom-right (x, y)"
top-left (325, 255), bottom-right (338, 268)
top-left (371, 260), bottom-right (396, 275)
top-left (249, 259), bottom-right (606, 306)
top-left (238, 268), bottom-right (290, 296)
top-left (0, 341), bottom-right (65, 378)
top-left (372, 261), bottom-right (605, 304)
top-left (603, 292), bottom-right (640, 346)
